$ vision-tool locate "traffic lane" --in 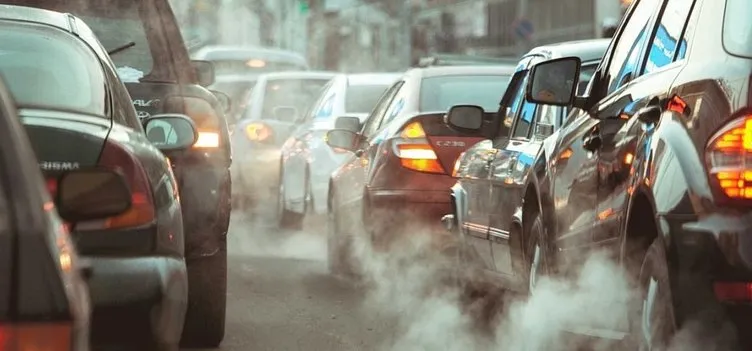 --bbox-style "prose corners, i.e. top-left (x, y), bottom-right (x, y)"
top-left (184, 212), bottom-right (398, 351)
